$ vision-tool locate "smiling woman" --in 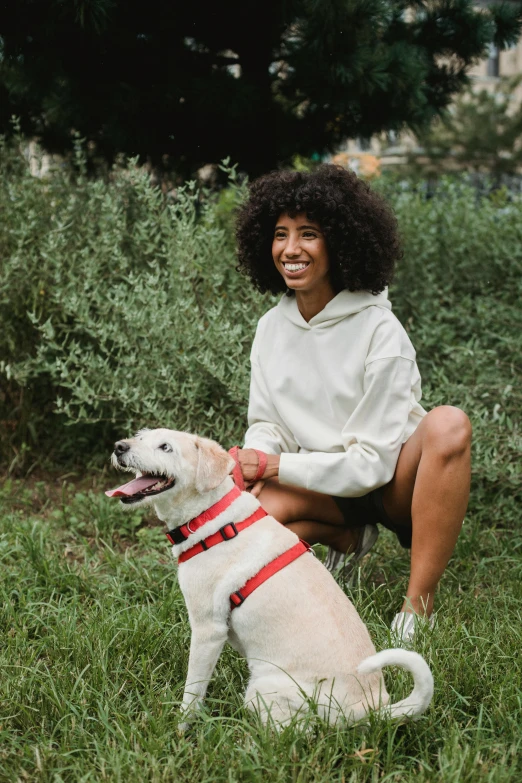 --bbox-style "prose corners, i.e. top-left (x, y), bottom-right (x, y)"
top-left (233, 165), bottom-right (472, 641)
top-left (235, 165), bottom-right (399, 297)
top-left (272, 215), bottom-right (333, 322)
